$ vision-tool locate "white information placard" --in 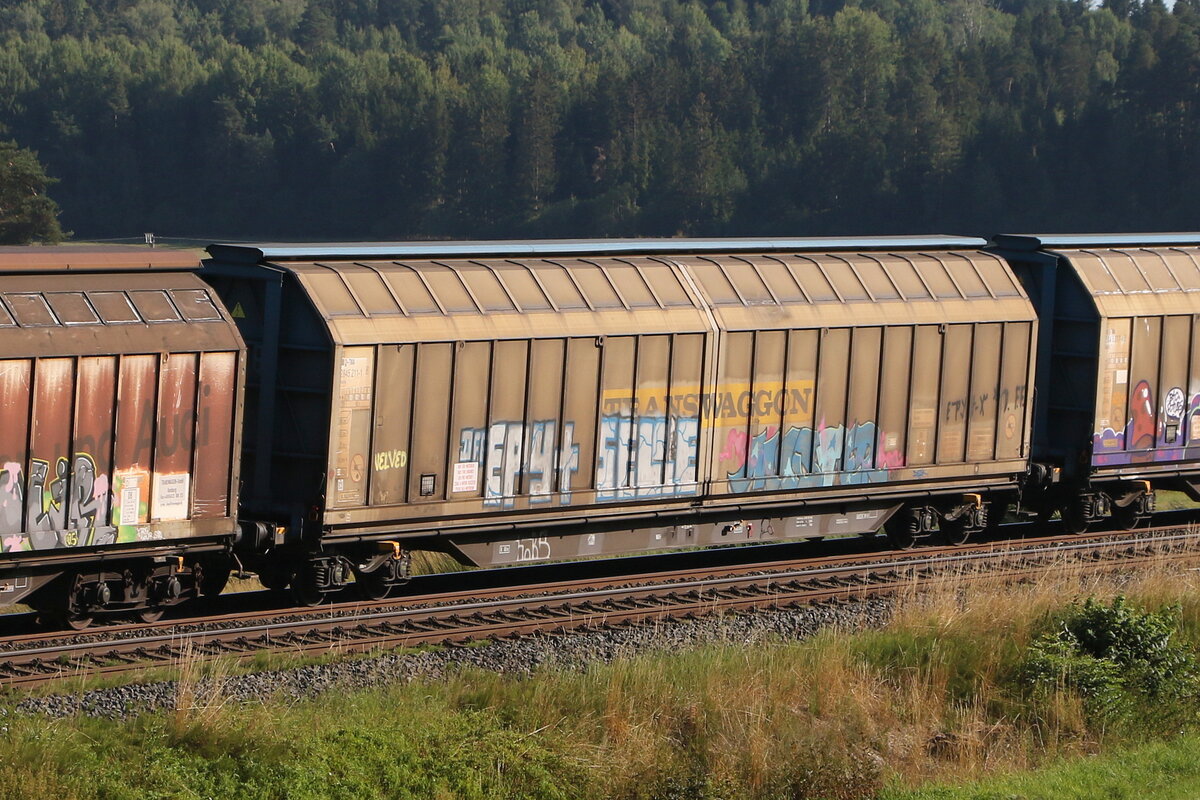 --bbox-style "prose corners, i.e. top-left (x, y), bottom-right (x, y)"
top-left (120, 487), bottom-right (140, 526)
top-left (452, 461), bottom-right (479, 493)
top-left (152, 473), bottom-right (190, 521)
